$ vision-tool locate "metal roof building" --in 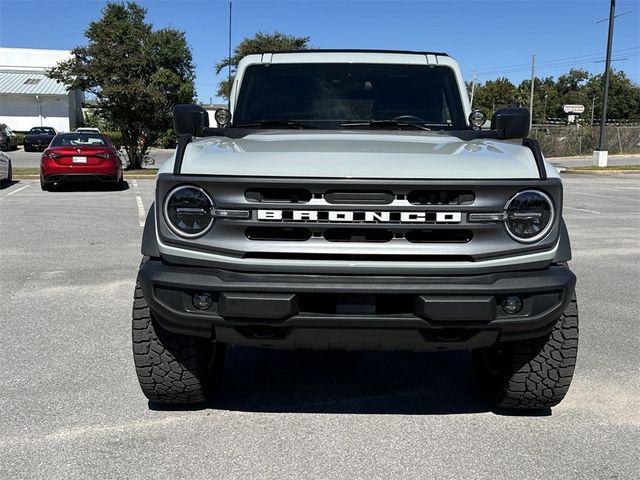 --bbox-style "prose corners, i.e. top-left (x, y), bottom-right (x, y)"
top-left (0, 47), bottom-right (84, 132)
